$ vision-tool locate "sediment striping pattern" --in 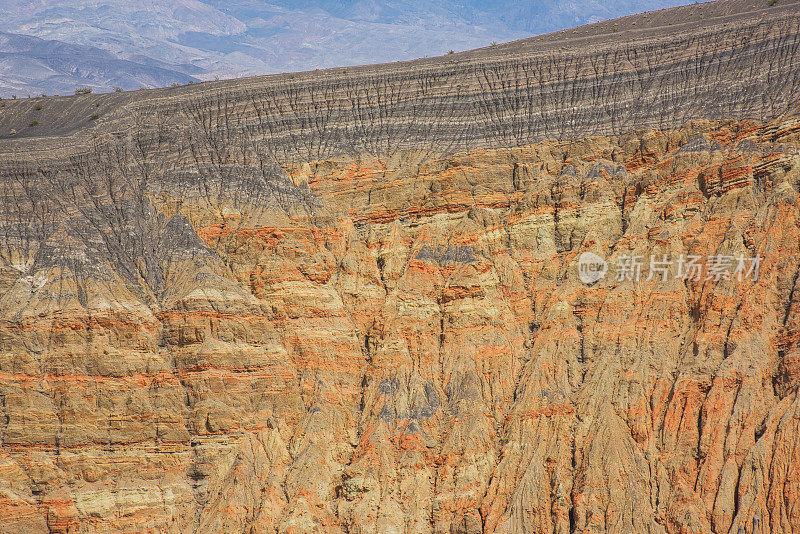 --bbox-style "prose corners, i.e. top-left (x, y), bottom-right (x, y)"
top-left (1, 1), bottom-right (800, 533)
